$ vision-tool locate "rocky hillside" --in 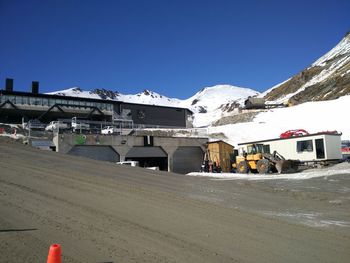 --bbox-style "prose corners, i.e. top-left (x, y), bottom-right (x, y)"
top-left (263, 32), bottom-right (350, 105)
